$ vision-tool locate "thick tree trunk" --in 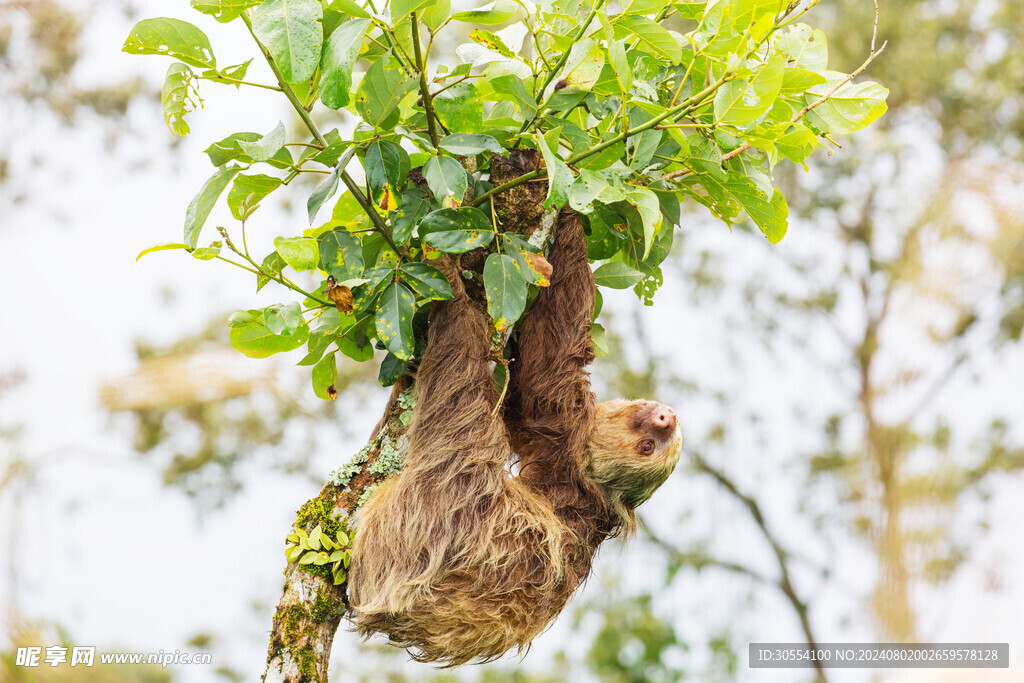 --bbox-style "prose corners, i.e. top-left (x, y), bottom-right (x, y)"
top-left (262, 379), bottom-right (415, 683)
